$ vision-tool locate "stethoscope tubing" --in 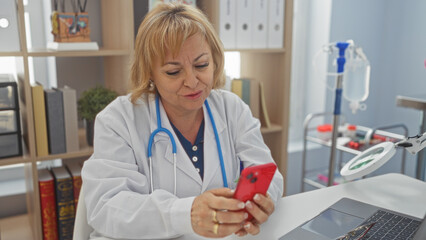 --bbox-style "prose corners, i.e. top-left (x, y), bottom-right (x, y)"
top-left (204, 100), bottom-right (228, 188)
top-left (148, 95), bottom-right (228, 195)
